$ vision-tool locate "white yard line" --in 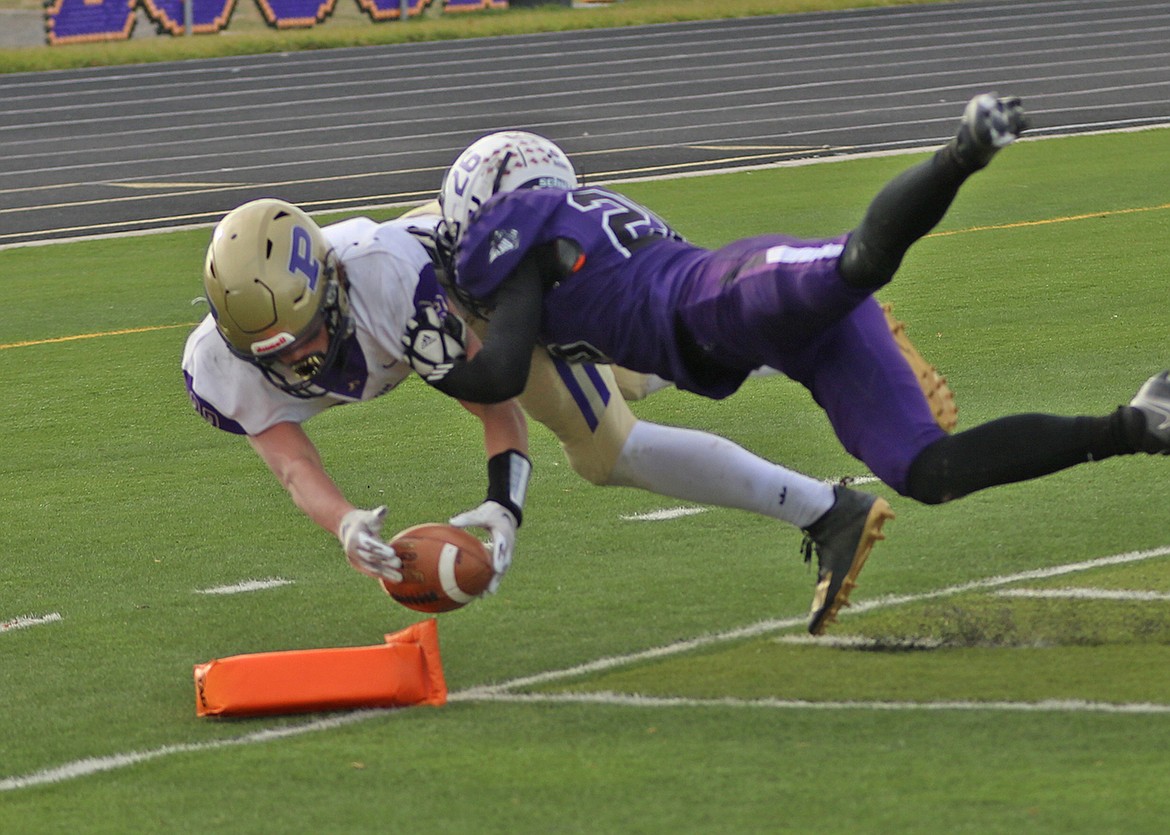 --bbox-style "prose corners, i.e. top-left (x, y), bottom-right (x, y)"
top-left (5, 544), bottom-right (1170, 792)
top-left (0, 711), bottom-right (381, 792)
top-left (997, 588), bottom-right (1170, 601)
top-left (456, 691), bottom-right (1170, 715)
top-left (620, 507), bottom-right (708, 521)
top-left (194, 578), bottom-right (294, 595)
top-left (846, 546), bottom-right (1170, 616)
top-left (0, 612), bottom-right (61, 633)
top-left (462, 545), bottom-right (1170, 696)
